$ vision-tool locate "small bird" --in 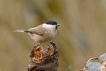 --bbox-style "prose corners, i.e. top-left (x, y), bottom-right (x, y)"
top-left (15, 20), bottom-right (60, 47)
